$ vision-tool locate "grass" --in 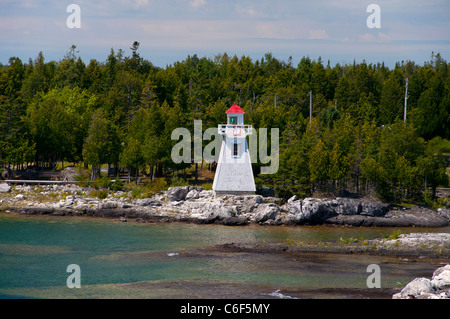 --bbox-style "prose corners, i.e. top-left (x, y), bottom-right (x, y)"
top-left (383, 230), bottom-right (403, 240)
